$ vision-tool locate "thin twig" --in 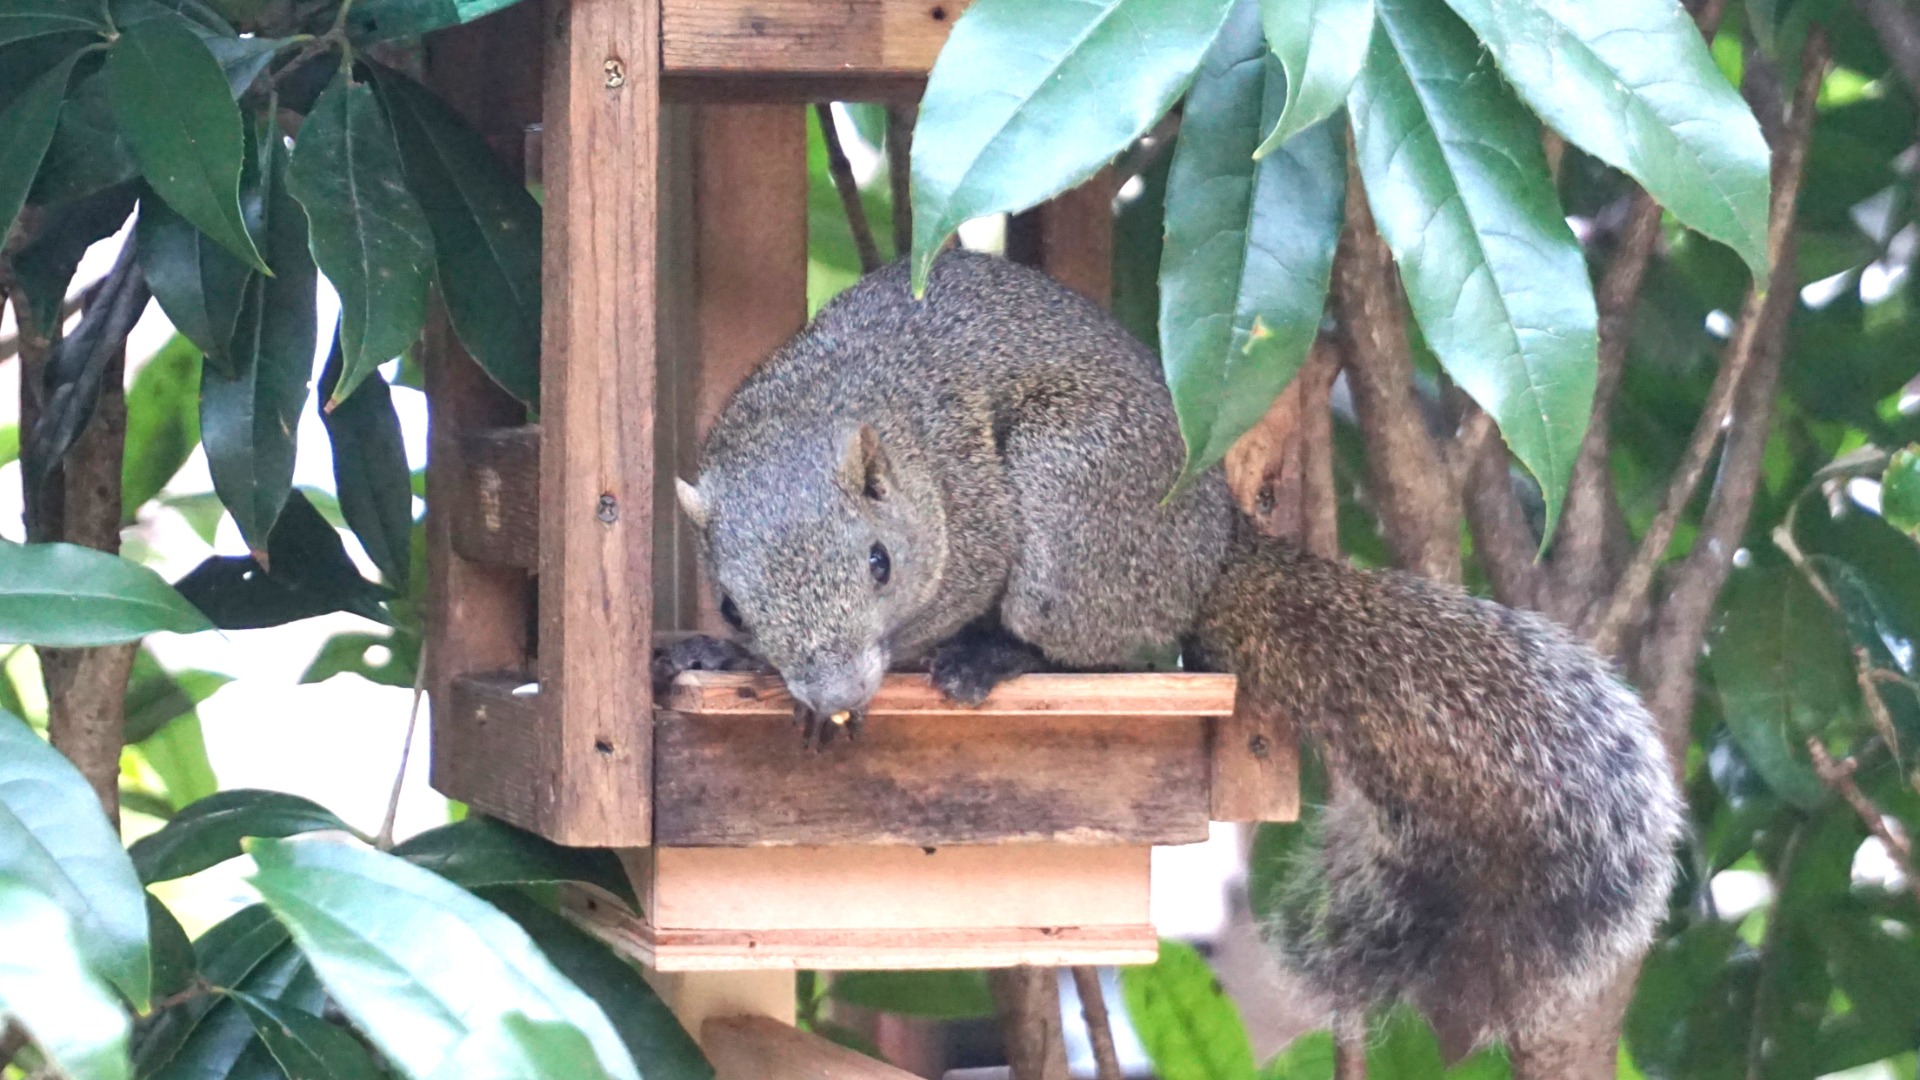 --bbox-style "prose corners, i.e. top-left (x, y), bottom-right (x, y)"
top-left (884, 103), bottom-right (915, 262)
top-left (1588, 32), bottom-right (1827, 656)
top-left (1745, 822), bottom-right (1804, 1080)
top-left (1454, 398), bottom-right (1546, 609)
top-left (375, 645), bottom-right (428, 851)
top-left (1808, 740), bottom-right (1920, 908)
top-left (1070, 968), bottom-right (1123, 1080)
top-left (815, 103), bottom-right (882, 274)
